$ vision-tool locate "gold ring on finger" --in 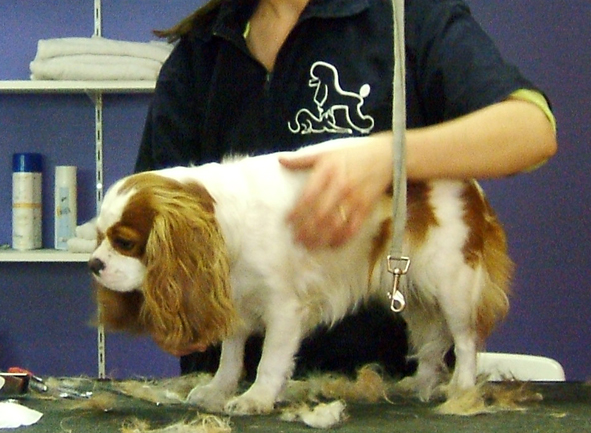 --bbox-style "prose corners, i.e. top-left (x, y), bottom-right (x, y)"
top-left (338, 205), bottom-right (348, 223)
